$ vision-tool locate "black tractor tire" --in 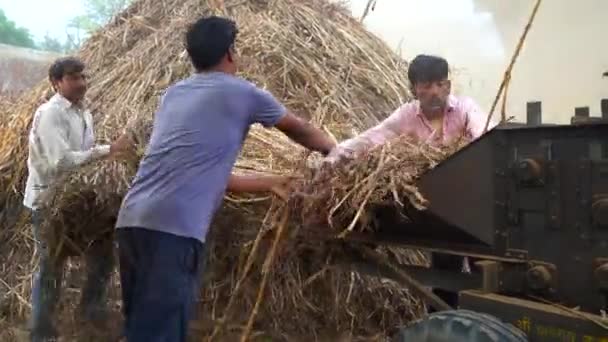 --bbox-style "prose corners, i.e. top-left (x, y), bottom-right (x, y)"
top-left (392, 309), bottom-right (528, 342)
